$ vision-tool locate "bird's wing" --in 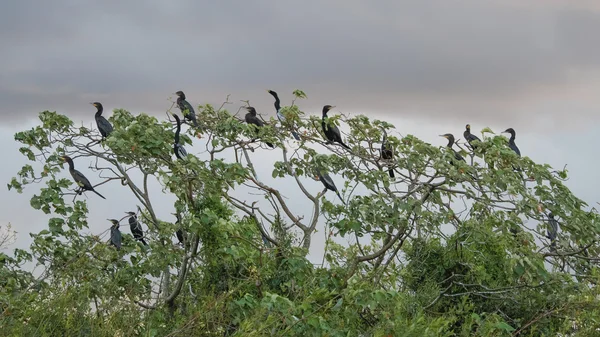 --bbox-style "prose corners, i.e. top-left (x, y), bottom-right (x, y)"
top-left (176, 145), bottom-right (188, 158)
top-left (319, 172), bottom-right (338, 191)
top-left (96, 117), bottom-right (114, 133)
top-left (468, 134), bottom-right (481, 142)
top-left (248, 116), bottom-right (264, 127)
top-left (72, 170), bottom-right (93, 189)
top-left (179, 100), bottom-right (196, 114)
